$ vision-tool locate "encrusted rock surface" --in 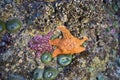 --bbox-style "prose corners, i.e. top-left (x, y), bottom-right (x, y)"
top-left (0, 0), bottom-right (119, 80)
